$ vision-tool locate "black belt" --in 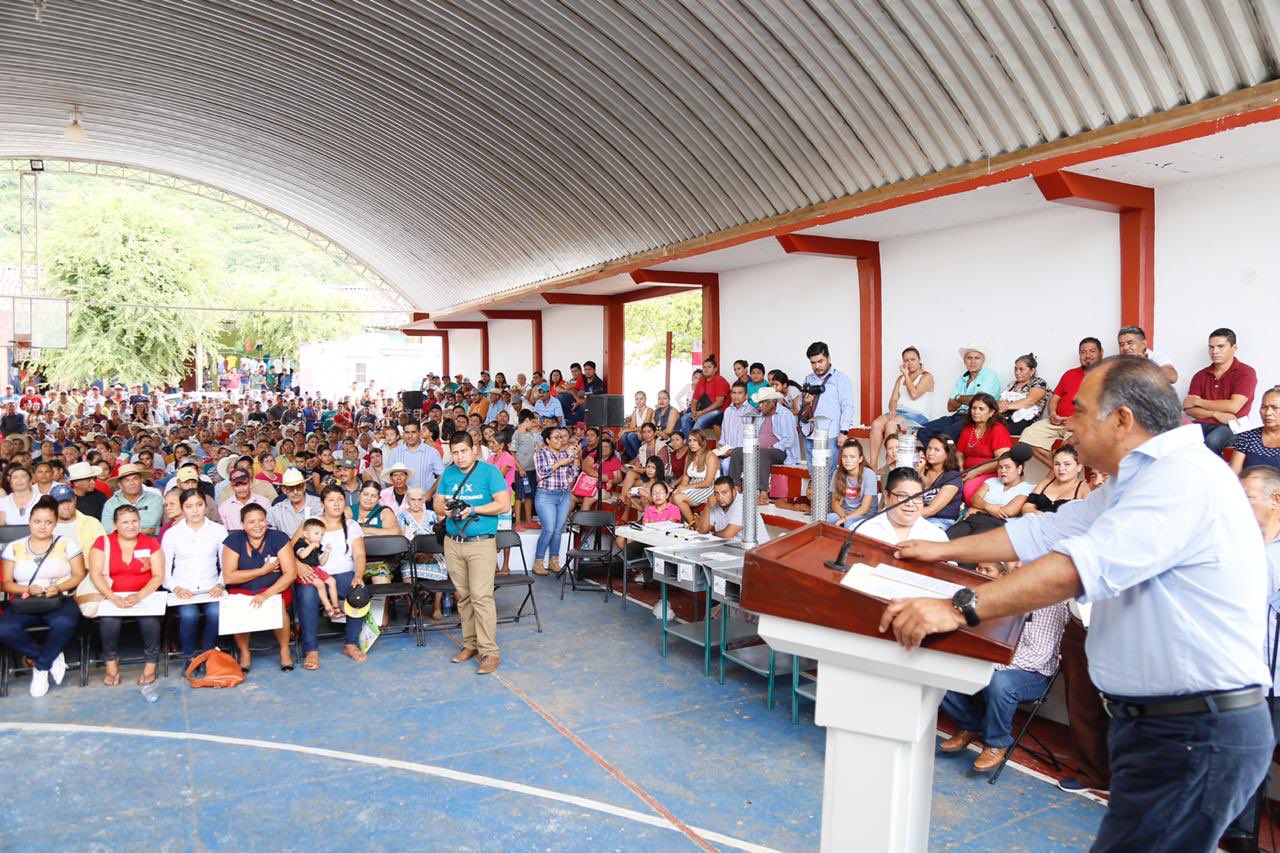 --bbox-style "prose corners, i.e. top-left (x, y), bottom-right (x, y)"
top-left (1101, 686), bottom-right (1264, 719)
top-left (449, 534), bottom-right (495, 543)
